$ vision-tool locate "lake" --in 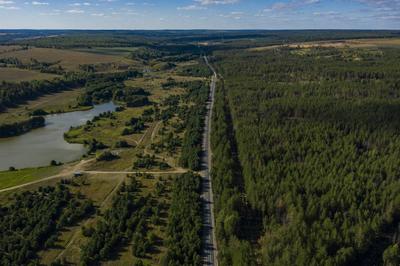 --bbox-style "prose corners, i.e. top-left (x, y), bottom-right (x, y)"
top-left (0, 102), bottom-right (117, 171)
